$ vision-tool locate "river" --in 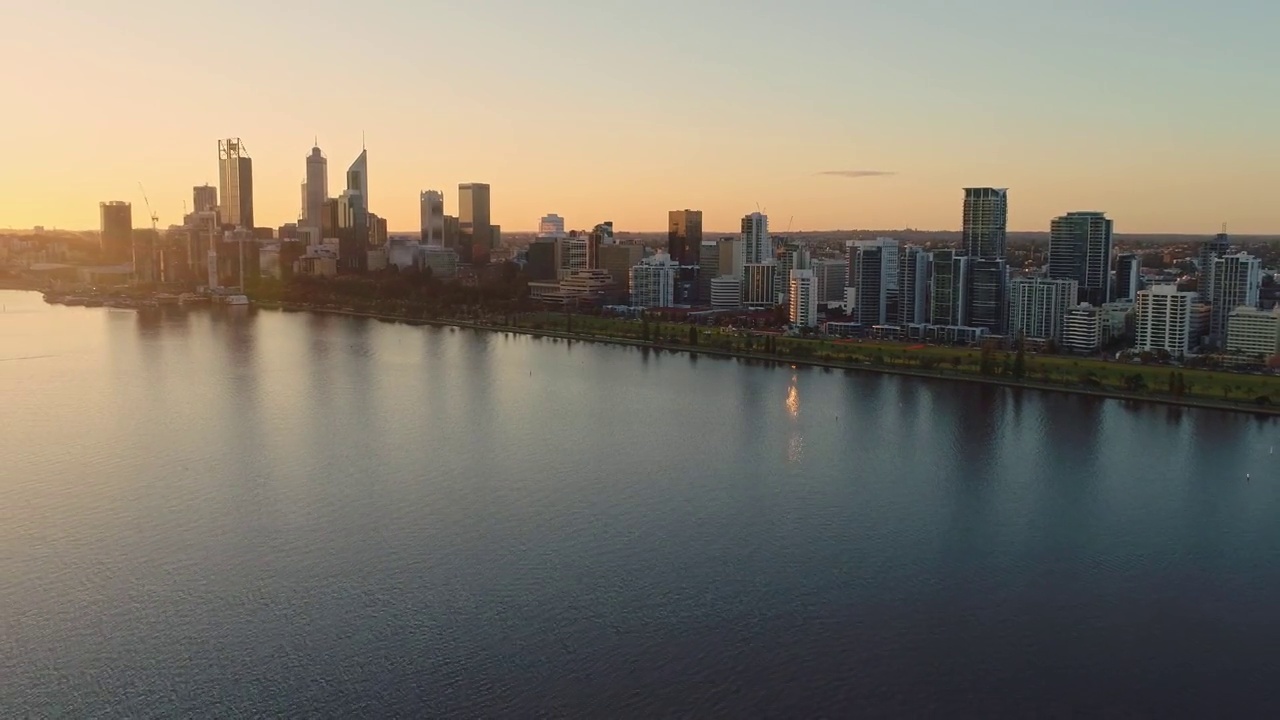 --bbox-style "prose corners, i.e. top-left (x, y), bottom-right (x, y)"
top-left (2, 289), bottom-right (1278, 717)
